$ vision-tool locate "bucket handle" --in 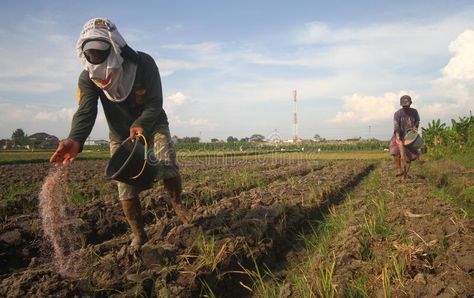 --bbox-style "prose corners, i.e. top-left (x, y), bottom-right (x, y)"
top-left (131, 134), bottom-right (148, 179)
